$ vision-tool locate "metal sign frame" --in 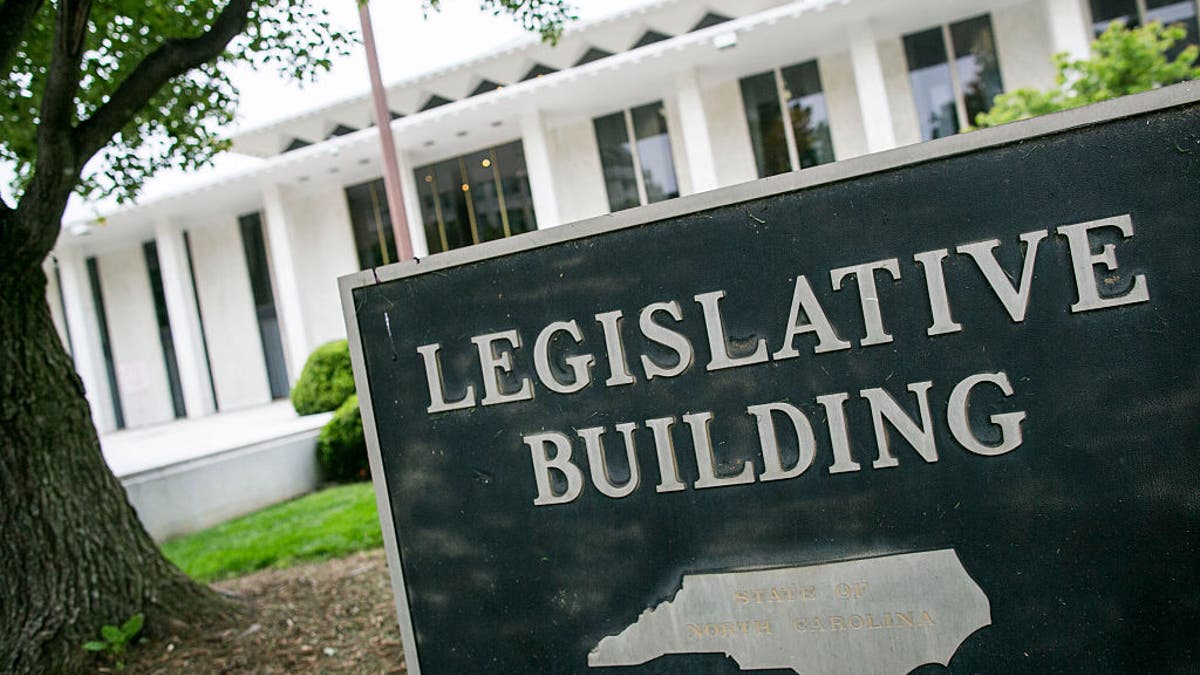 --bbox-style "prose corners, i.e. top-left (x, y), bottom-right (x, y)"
top-left (339, 82), bottom-right (1200, 675)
